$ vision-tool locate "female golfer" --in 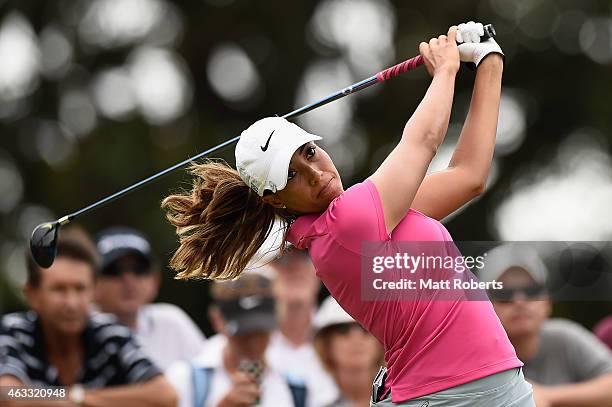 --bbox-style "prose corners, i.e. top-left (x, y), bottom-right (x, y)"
top-left (163, 24), bottom-right (535, 406)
